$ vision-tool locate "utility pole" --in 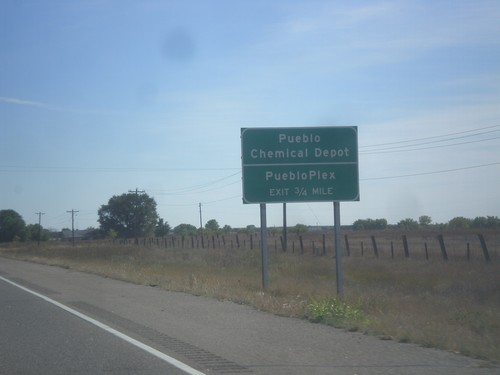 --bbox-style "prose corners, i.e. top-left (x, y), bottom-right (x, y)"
top-left (129, 188), bottom-right (146, 195)
top-left (66, 209), bottom-right (79, 245)
top-left (128, 188), bottom-right (145, 240)
top-left (35, 212), bottom-right (45, 246)
top-left (199, 202), bottom-right (204, 248)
